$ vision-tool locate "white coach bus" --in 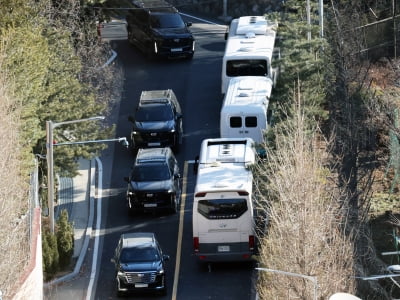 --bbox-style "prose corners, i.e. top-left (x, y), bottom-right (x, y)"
top-left (221, 15), bottom-right (278, 94)
top-left (192, 138), bottom-right (257, 262)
